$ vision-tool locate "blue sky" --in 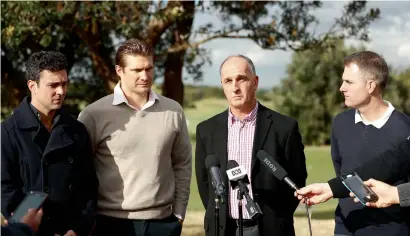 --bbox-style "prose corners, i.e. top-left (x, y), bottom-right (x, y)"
top-left (176, 1), bottom-right (410, 89)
